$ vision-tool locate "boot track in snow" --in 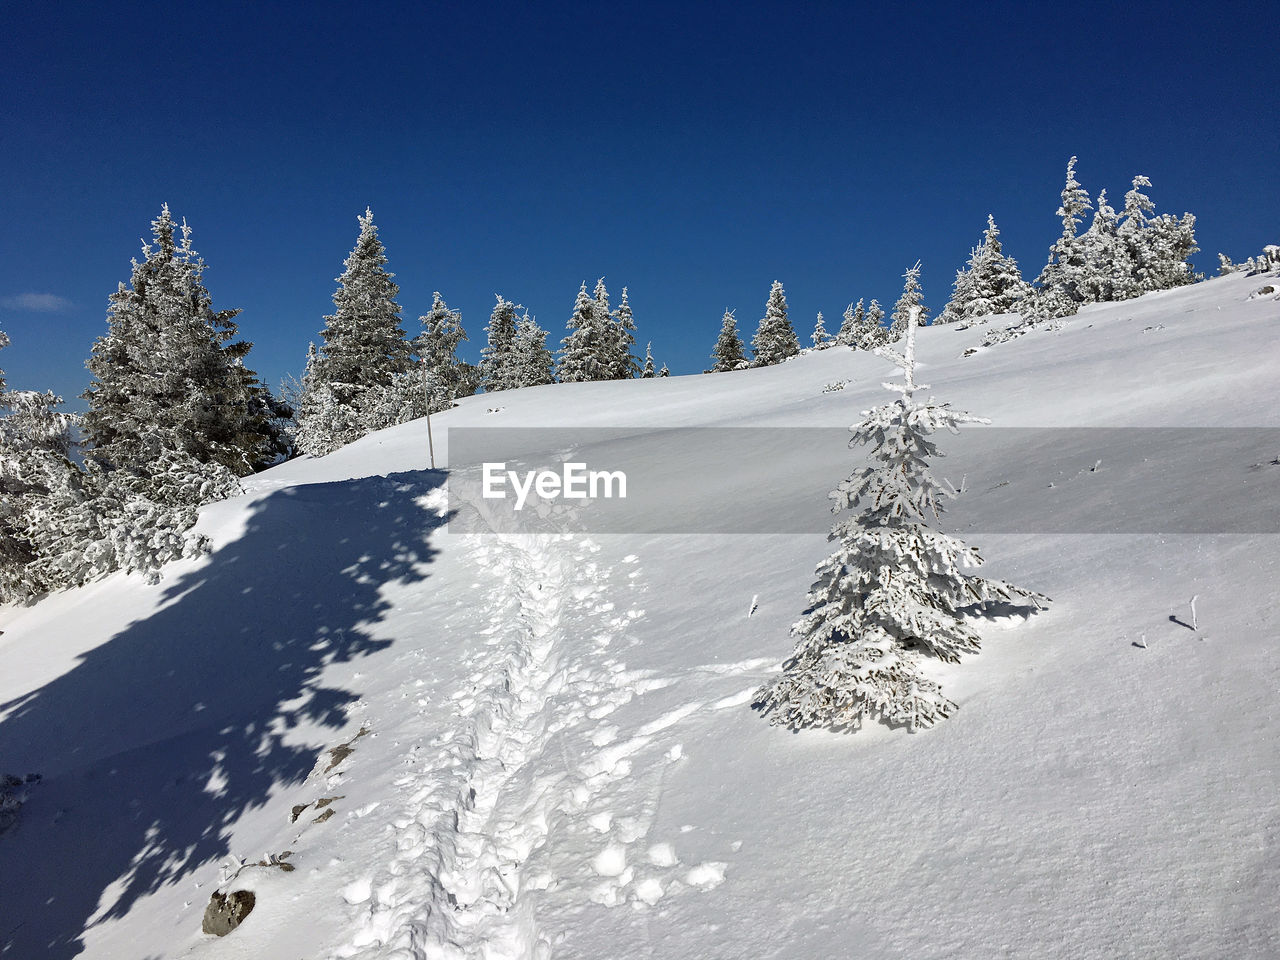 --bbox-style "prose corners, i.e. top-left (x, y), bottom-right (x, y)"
top-left (334, 534), bottom-right (636, 960)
